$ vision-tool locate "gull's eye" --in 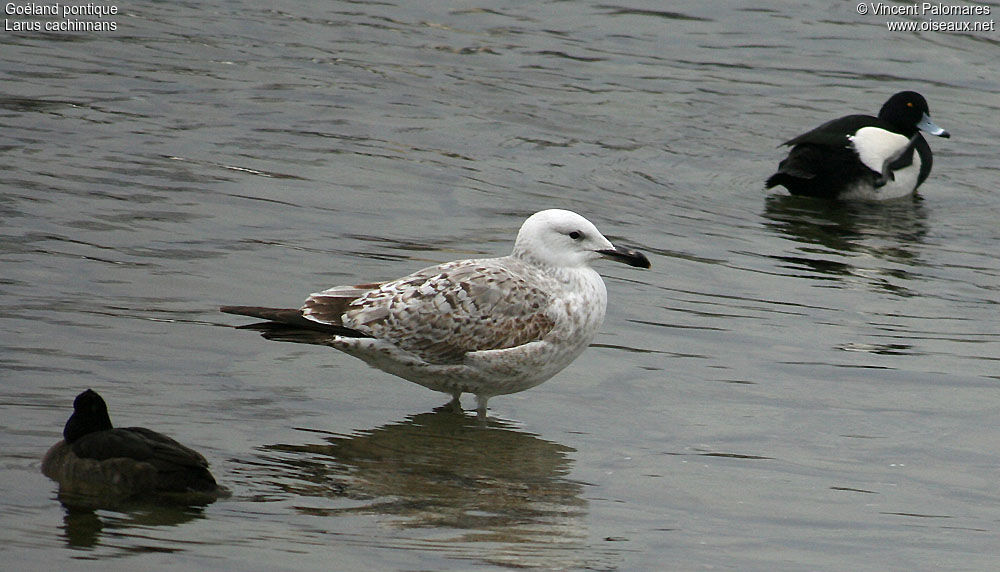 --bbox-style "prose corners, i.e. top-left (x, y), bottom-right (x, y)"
top-left (568, 230), bottom-right (582, 240)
